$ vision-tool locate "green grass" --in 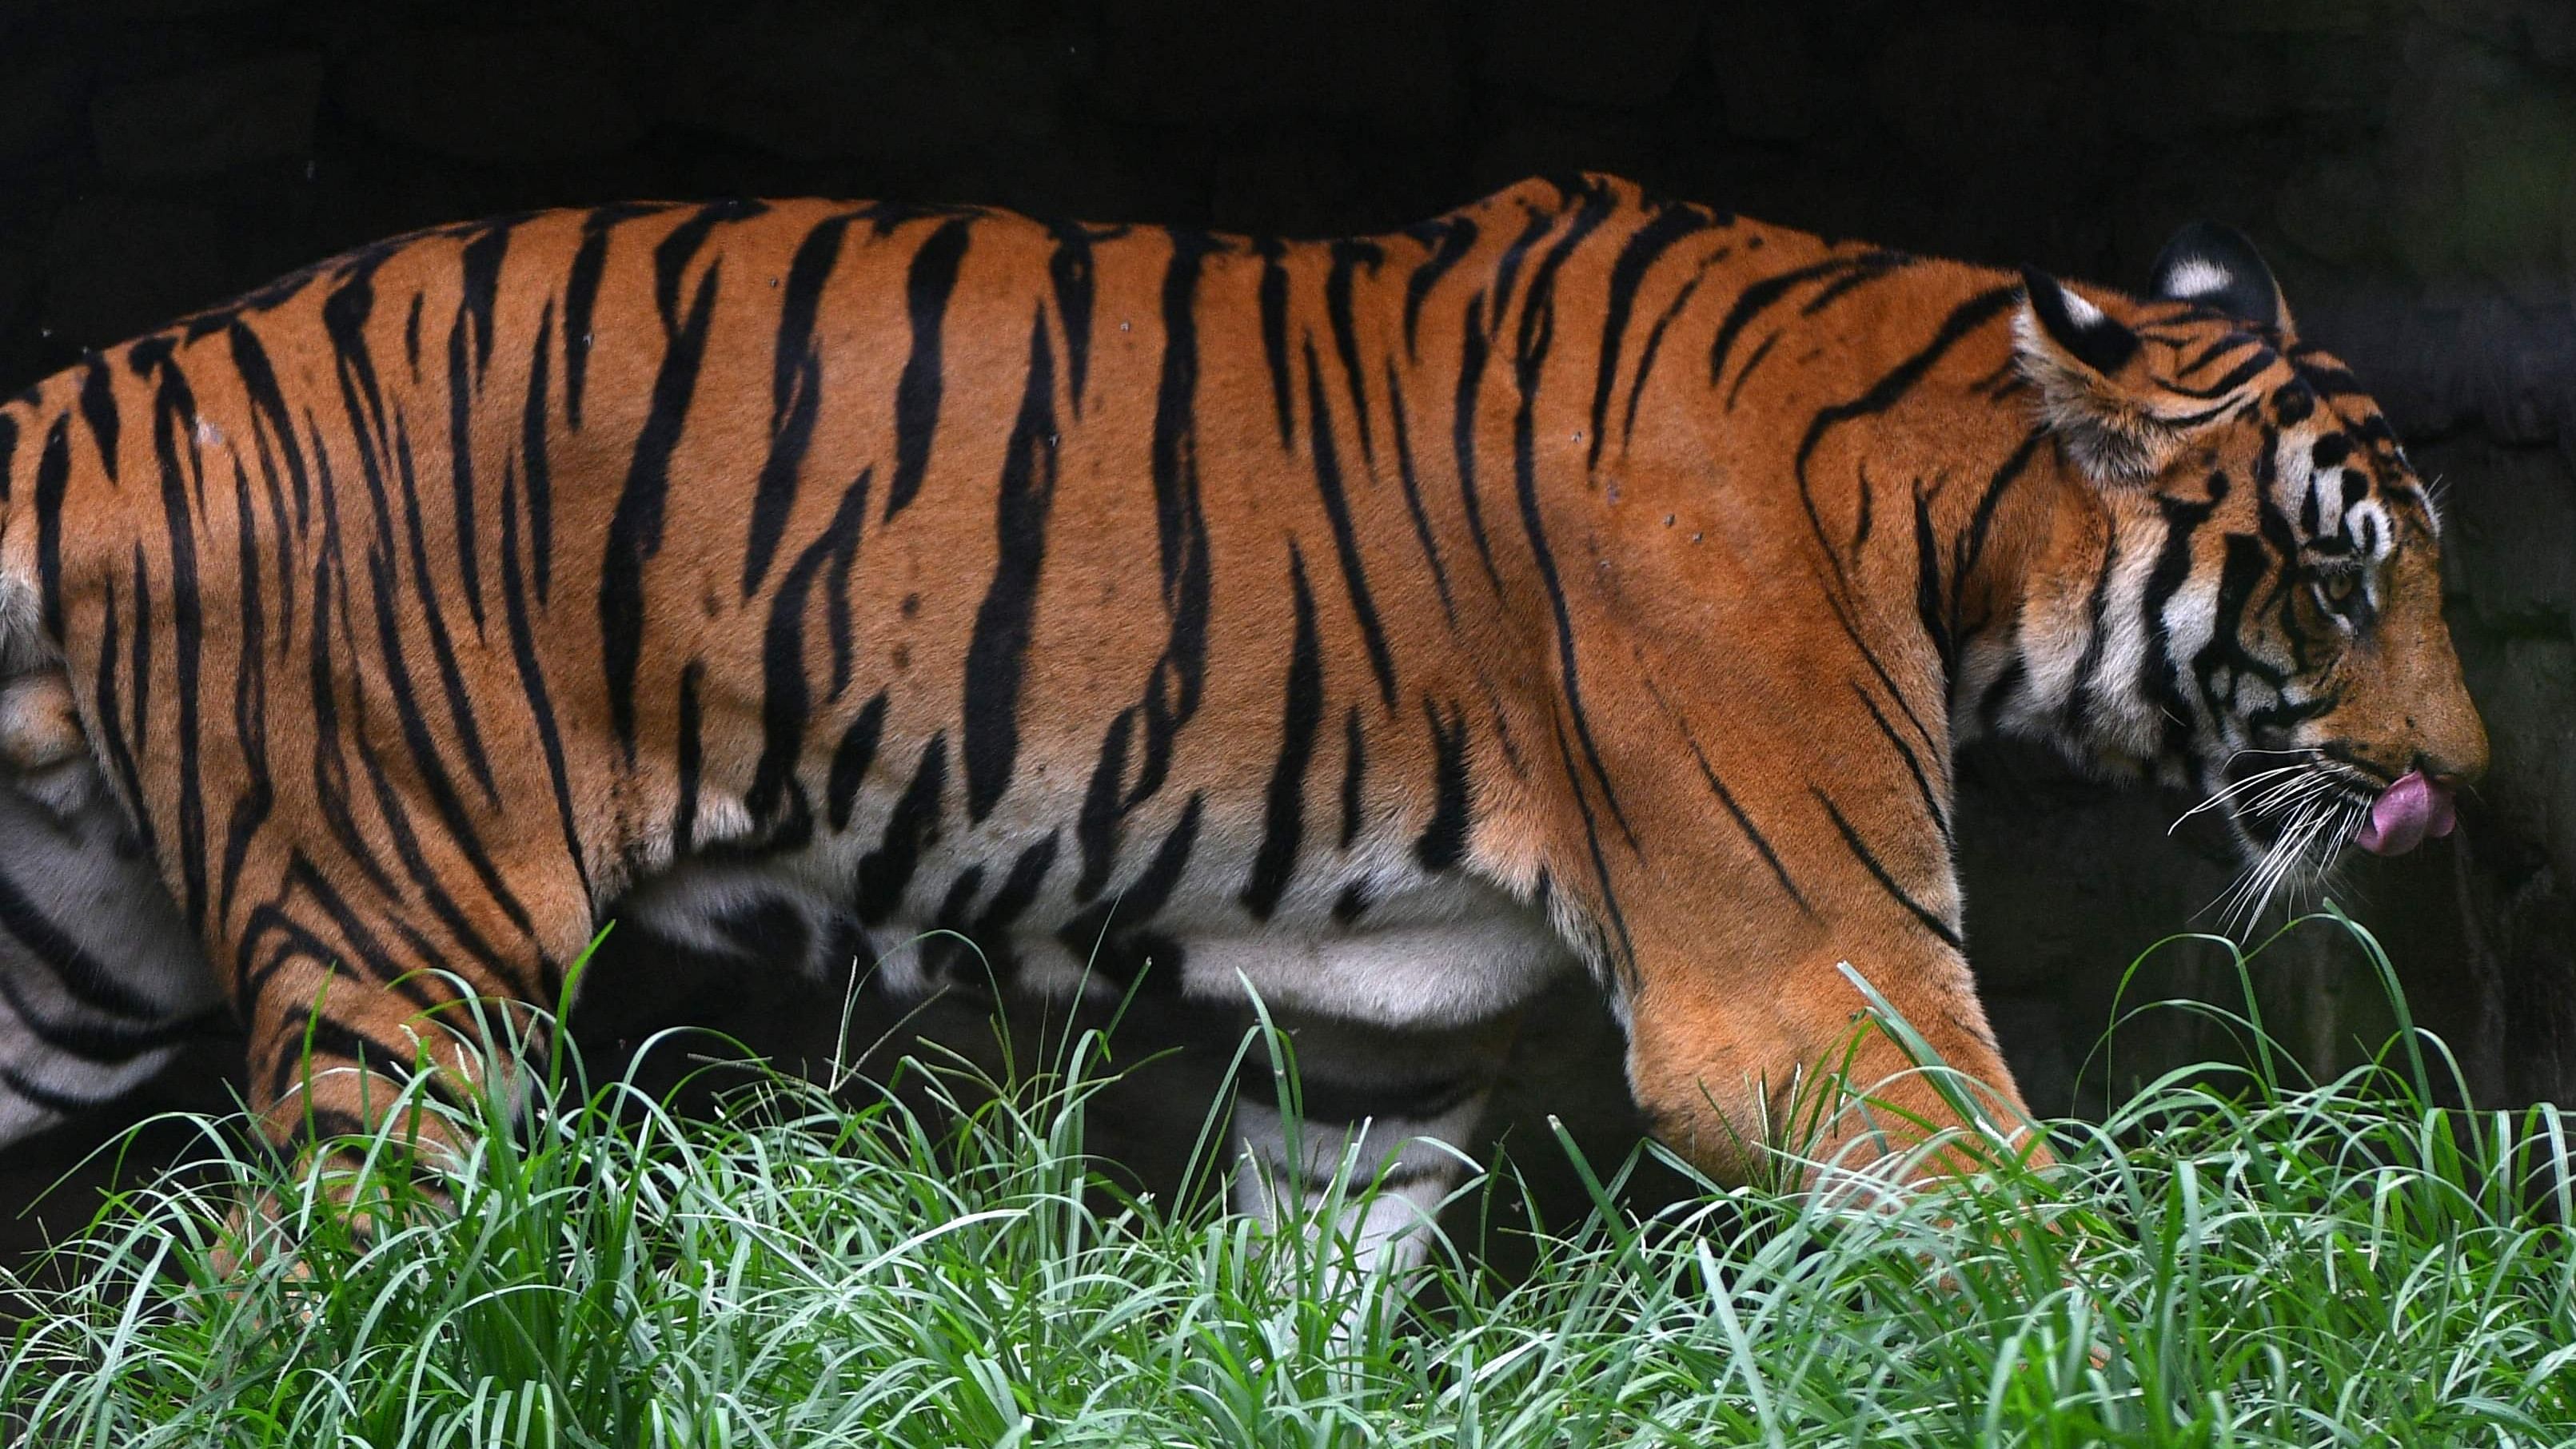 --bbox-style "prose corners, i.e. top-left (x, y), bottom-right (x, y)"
top-left (5, 909), bottom-right (2574, 1447)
